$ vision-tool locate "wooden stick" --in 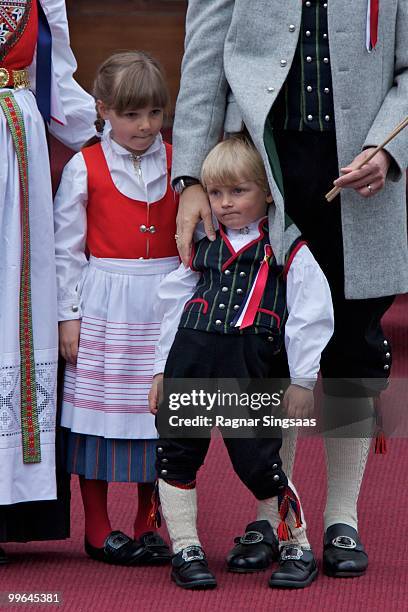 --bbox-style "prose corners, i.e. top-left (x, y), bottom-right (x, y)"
top-left (325, 116), bottom-right (408, 202)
